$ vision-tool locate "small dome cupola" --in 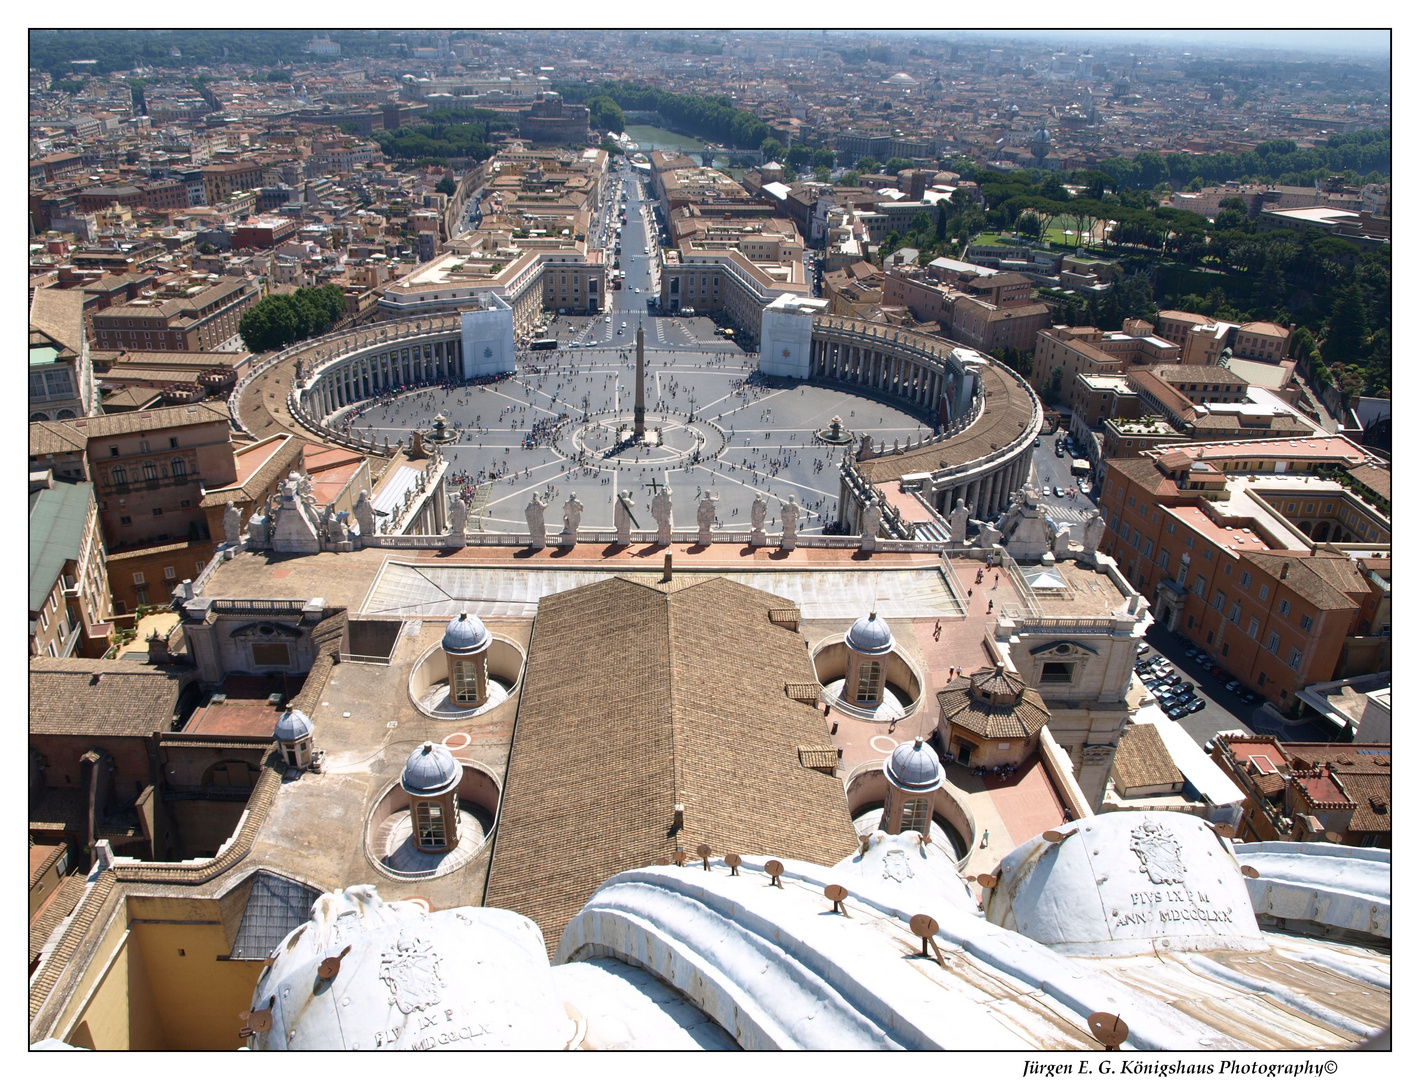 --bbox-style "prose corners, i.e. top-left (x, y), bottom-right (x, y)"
top-left (274, 708), bottom-right (315, 770)
top-left (401, 742), bottom-right (462, 797)
top-left (843, 611), bottom-right (893, 709)
top-left (886, 737), bottom-right (946, 793)
top-left (881, 737), bottom-right (945, 836)
top-left (442, 612), bottom-right (490, 655)
top-left (274, 708), bottom-right (313, 743)
top-left (442, 612), bottom-right (491, 708)
top-left (401, 743), bottom-right (463, 853)
top-left (846, 611), bottom-right (894, 655)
